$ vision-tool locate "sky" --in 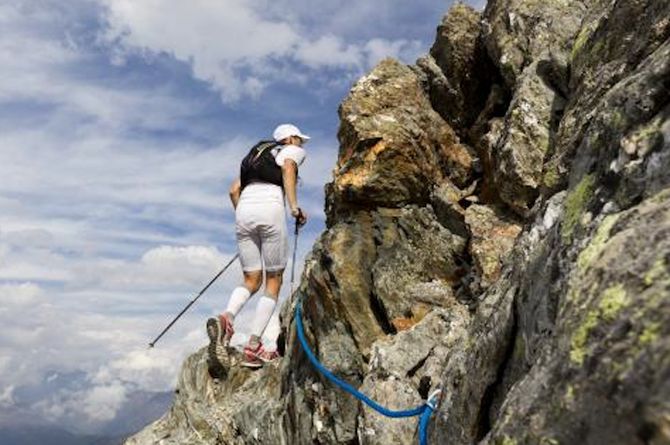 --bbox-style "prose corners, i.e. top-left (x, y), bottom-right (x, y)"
top-left (0, 0), bottom-right (485, 437)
